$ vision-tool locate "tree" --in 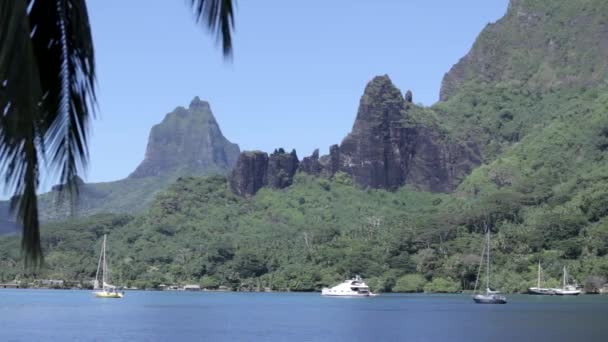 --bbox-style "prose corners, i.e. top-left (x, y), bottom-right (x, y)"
top-left (0, 0), bottom-right (235, 265)
top-left (393, 274), bottom-right (426, 293)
